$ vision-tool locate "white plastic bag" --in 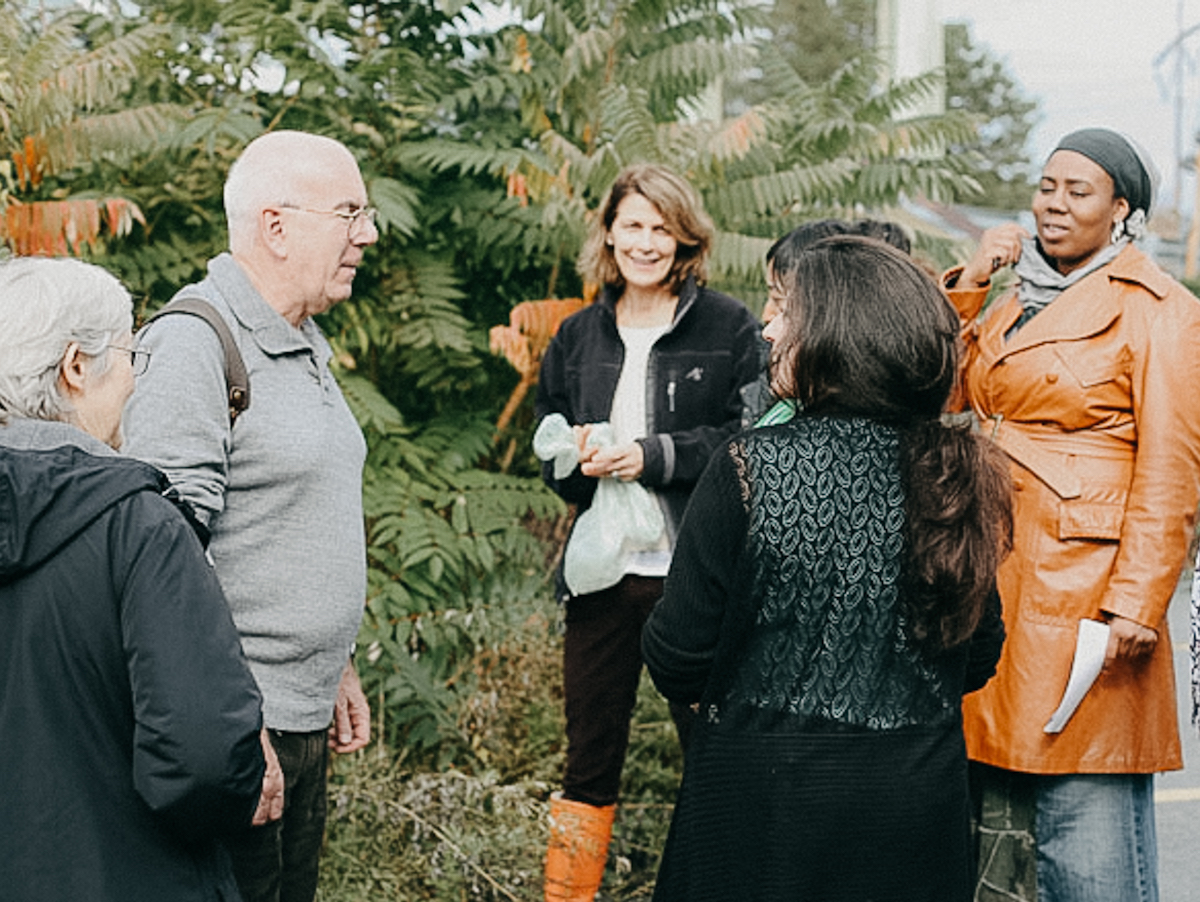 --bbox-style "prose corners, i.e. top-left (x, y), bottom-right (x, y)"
top-left (532, 413), bottom-right (580, 480)
top-left (533, 414), bottom-right (666, 595)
